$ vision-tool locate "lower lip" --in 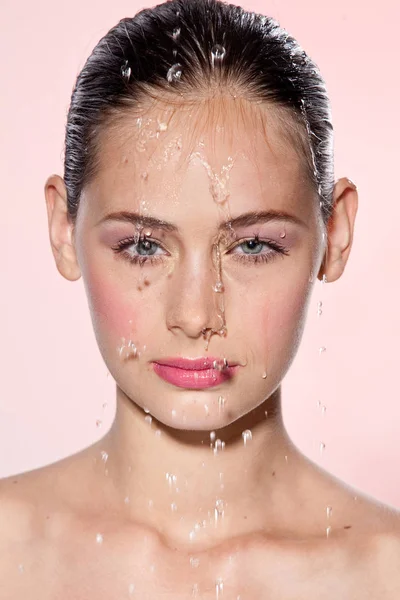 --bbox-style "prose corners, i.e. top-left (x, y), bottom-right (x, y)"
top-left (152, 363), bottom-right (238, 389)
